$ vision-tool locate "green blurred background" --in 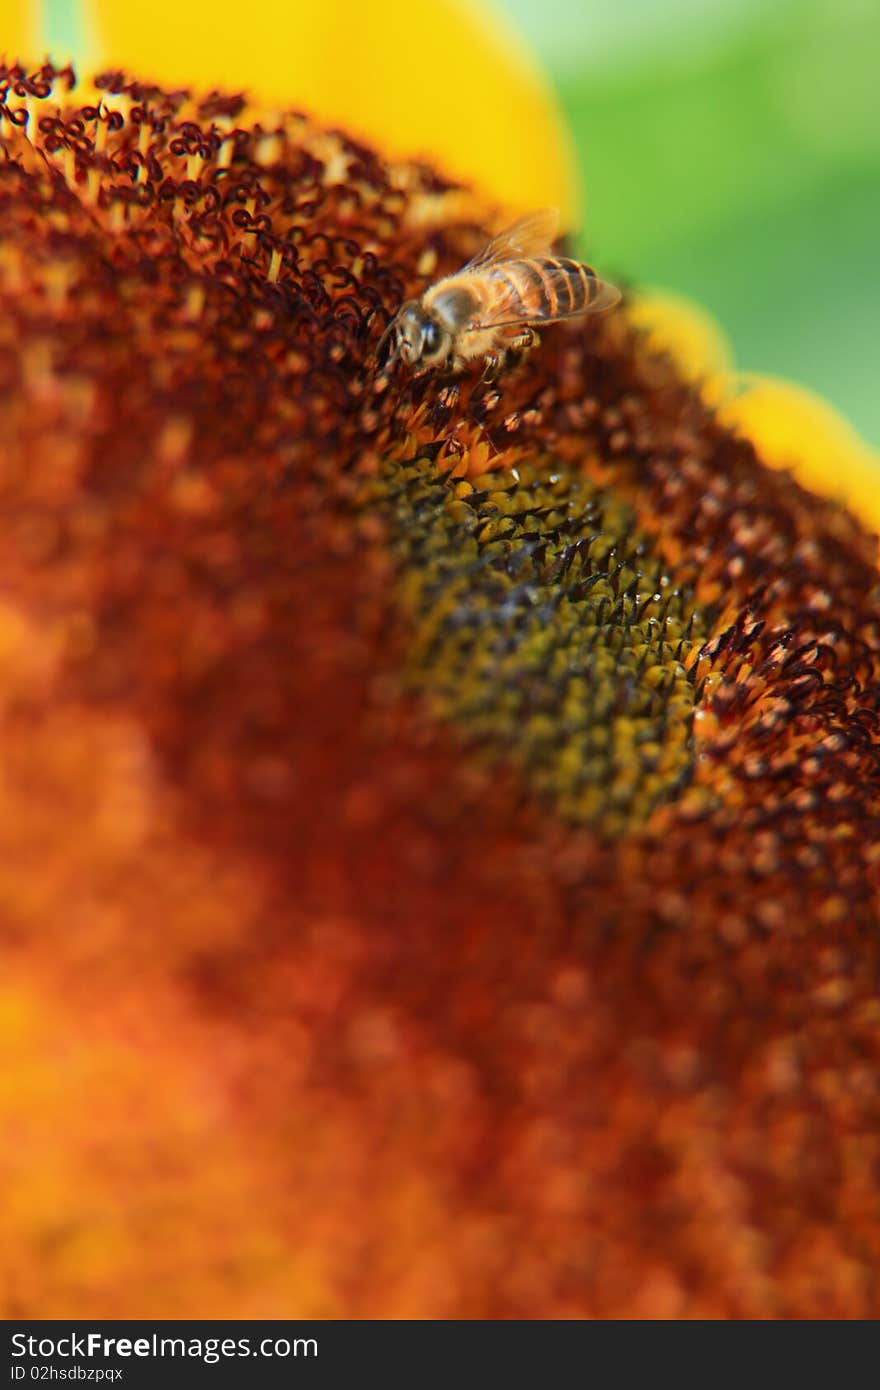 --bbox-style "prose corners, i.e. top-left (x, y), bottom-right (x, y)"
top-left (498, 0), bottom-right (879, 443)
